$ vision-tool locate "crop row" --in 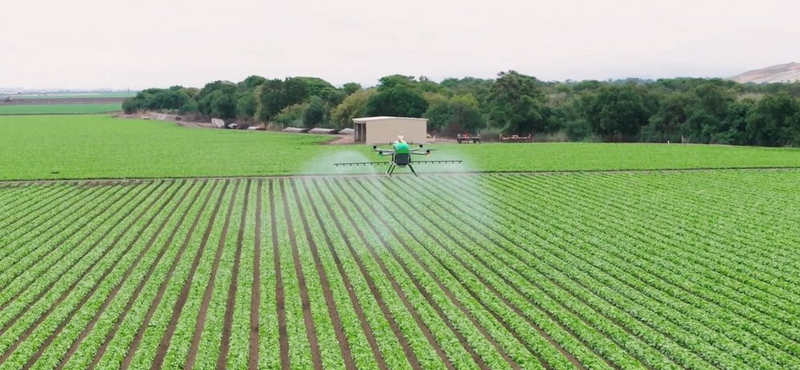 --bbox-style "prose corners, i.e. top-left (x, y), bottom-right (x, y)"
top-left (1, 170), bottom-right (798, 369)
